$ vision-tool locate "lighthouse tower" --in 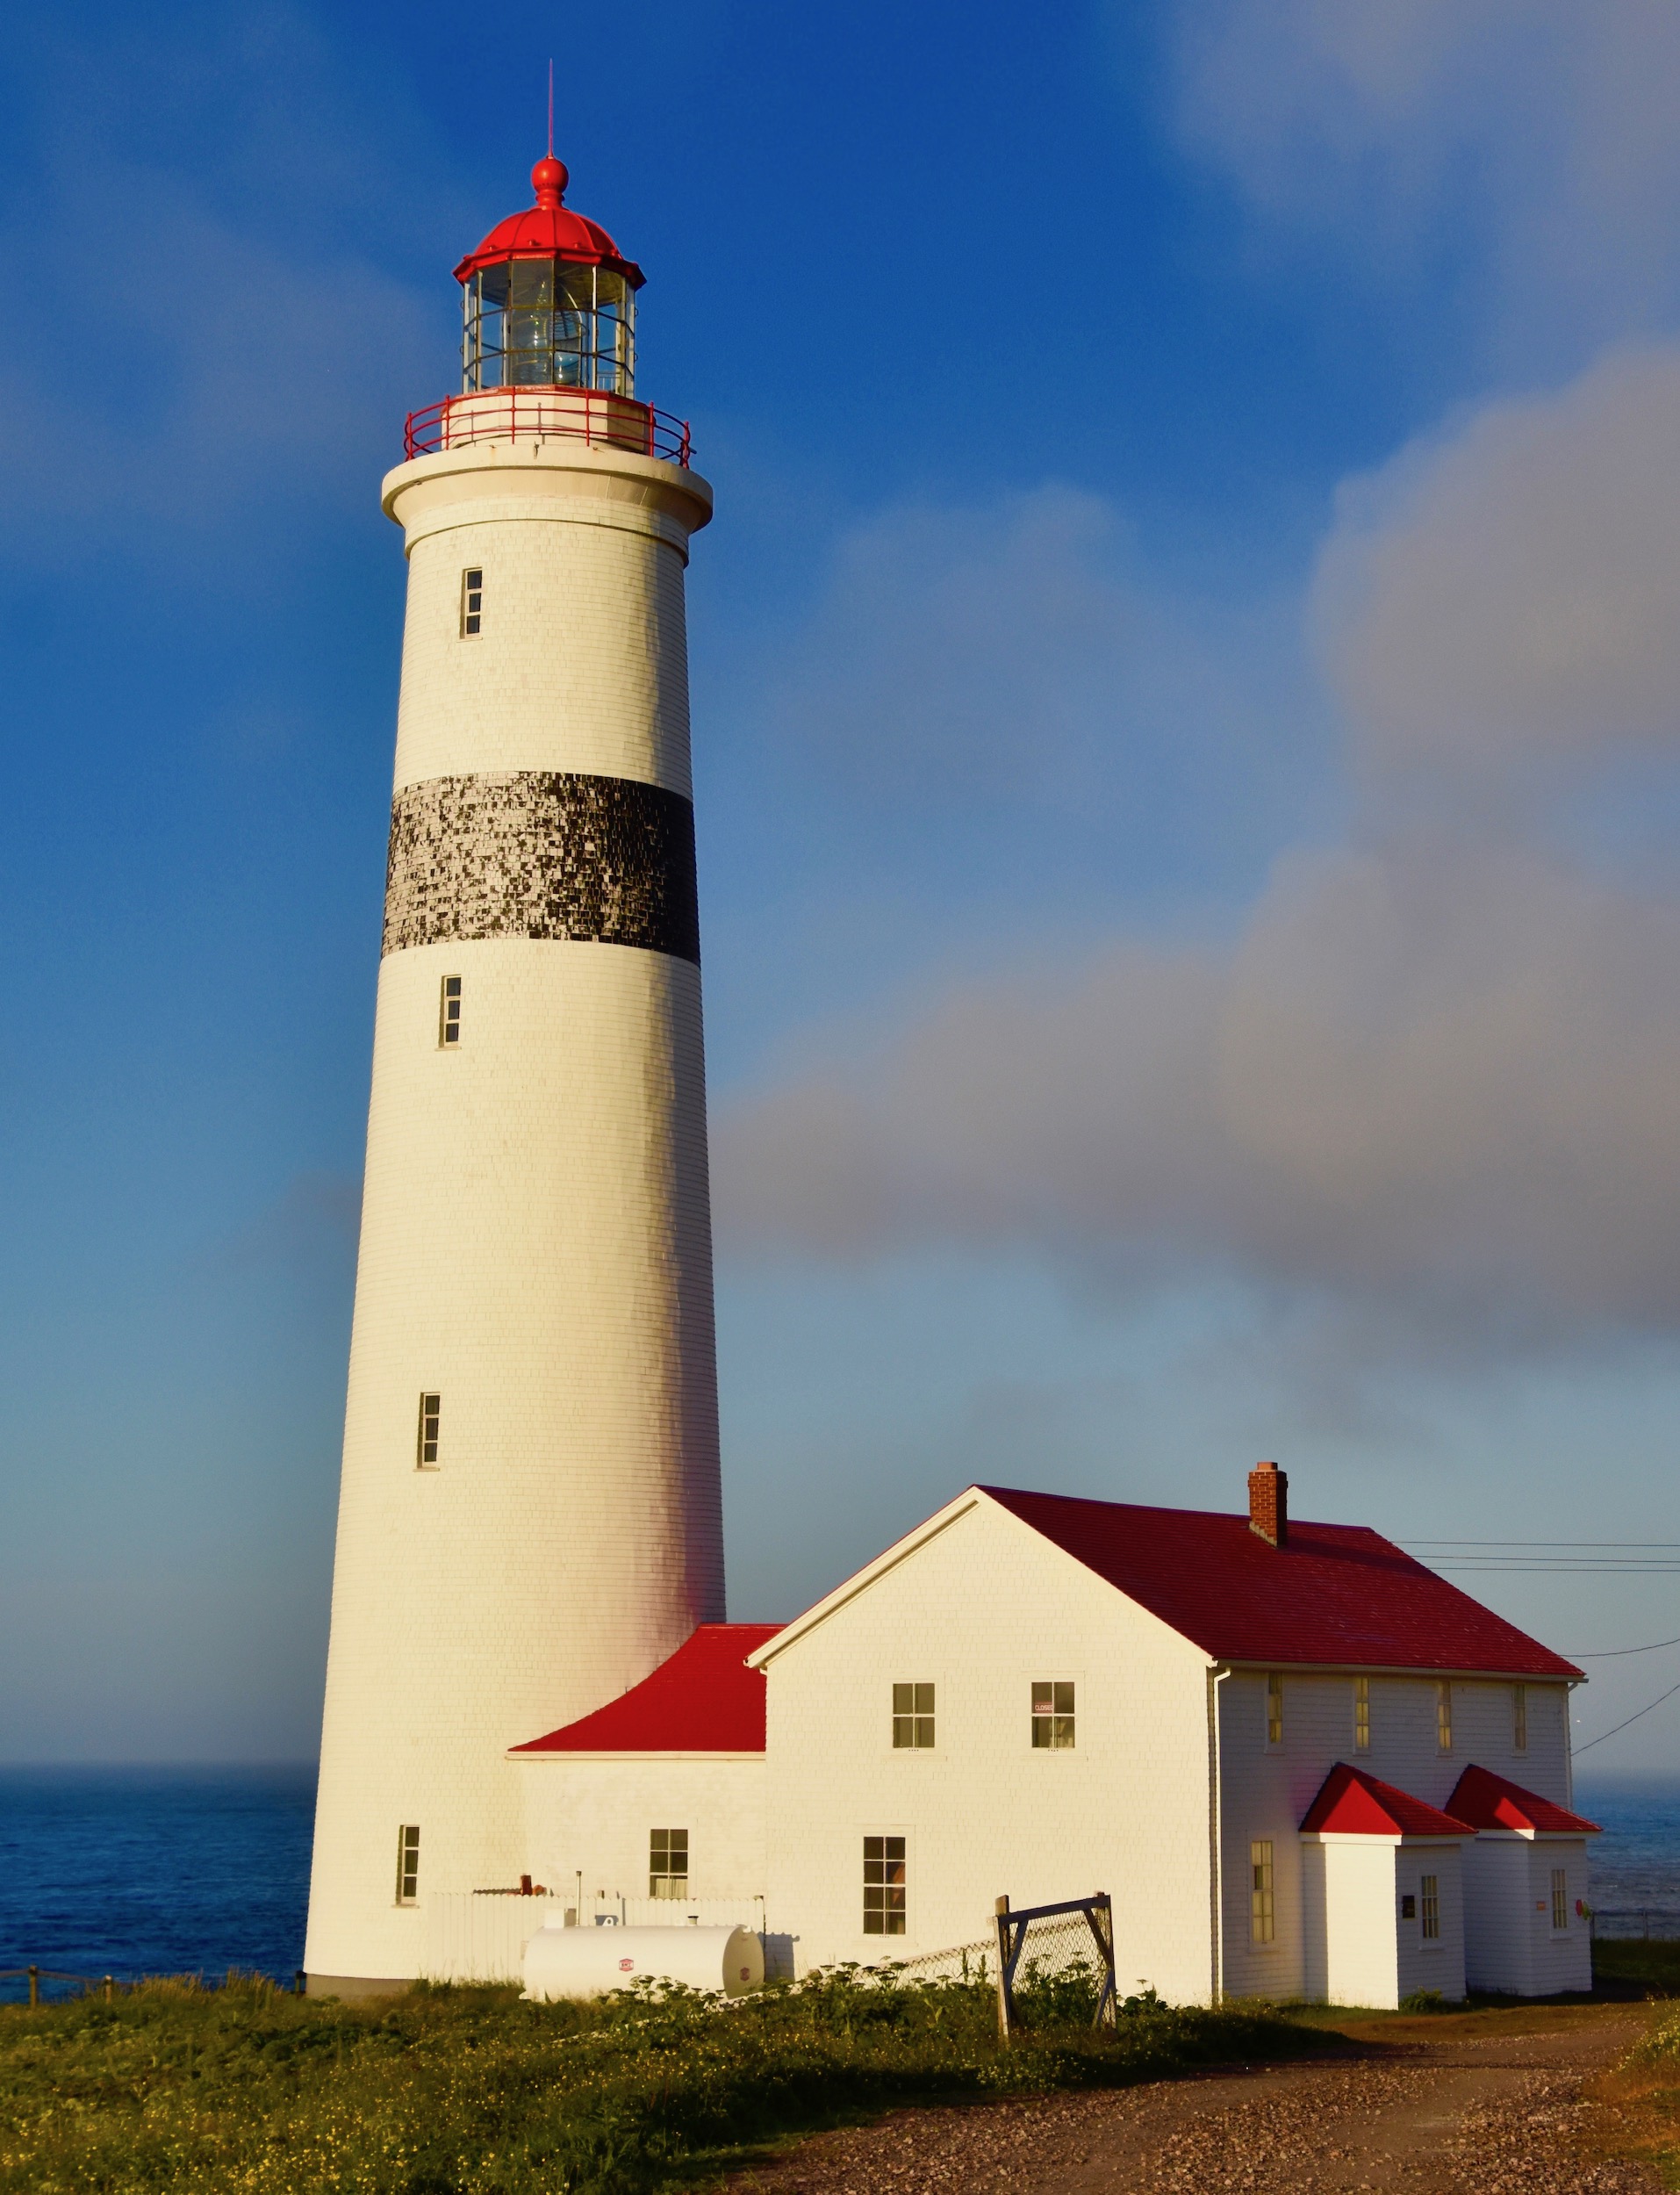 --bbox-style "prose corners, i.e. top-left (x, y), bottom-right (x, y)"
top-left (305, 155), bottom-right (724, 1994)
